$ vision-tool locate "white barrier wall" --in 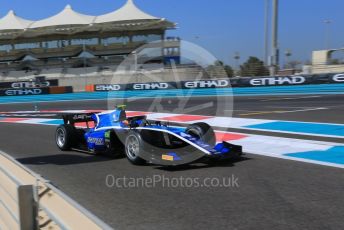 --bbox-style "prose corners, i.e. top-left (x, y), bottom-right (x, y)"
top-left (0, 151), bottom-right (112, 230)
top-left (0, 66), bottom-right (217, 92)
